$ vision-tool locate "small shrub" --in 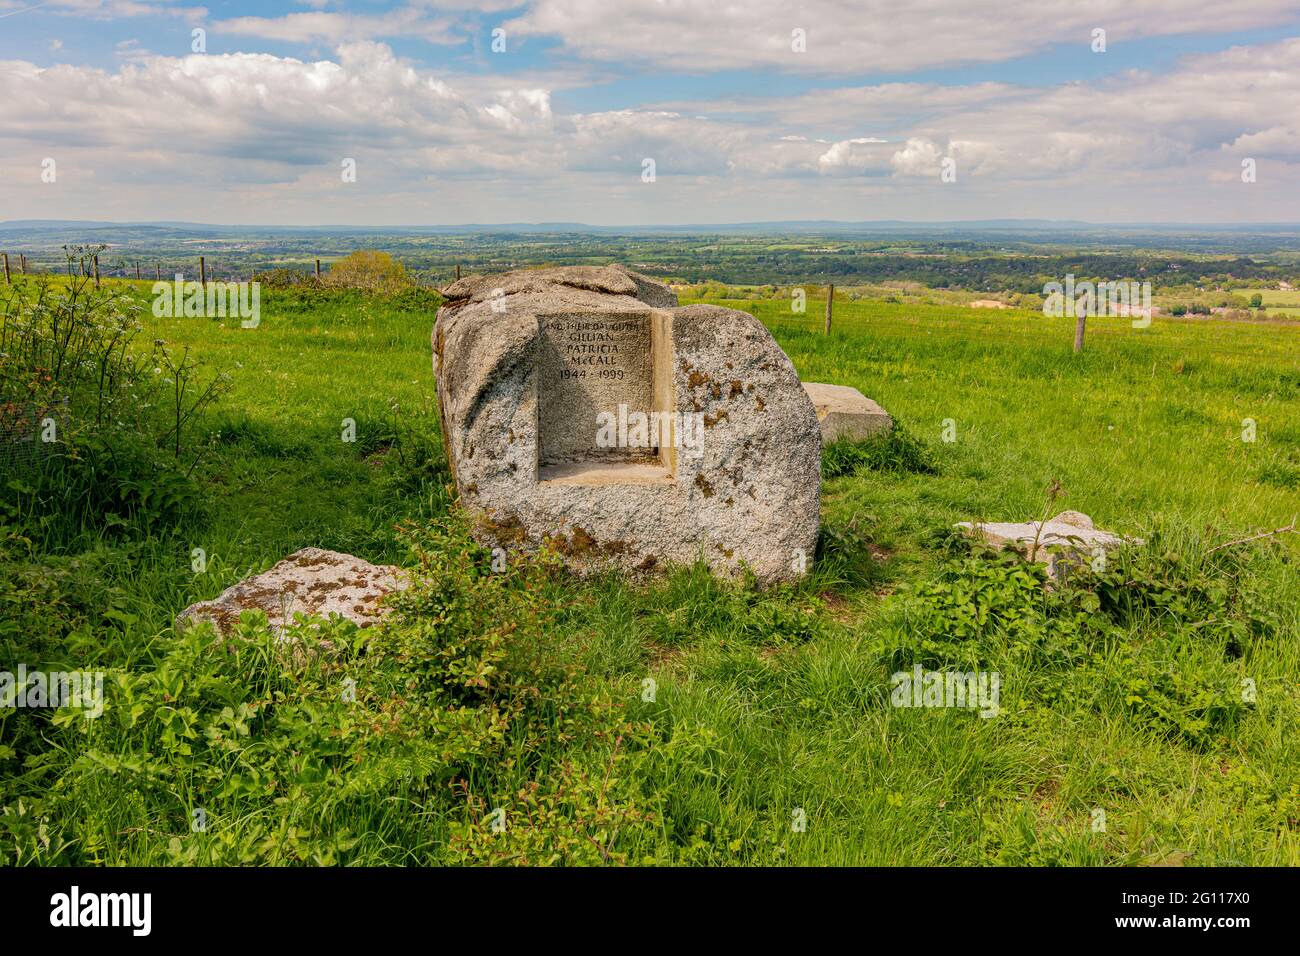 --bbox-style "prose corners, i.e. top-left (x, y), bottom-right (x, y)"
top-left (326, 251), bottom-right (408, 293)
top-left (0, 268), bottom-right (226, 545)
top-left (253, 268), bottom-right (317, 290)
top-left (822, 423), bottom-right (938, 478)
top-left (387, 285), bottom-right (443, 313)
top-left (1076, 538), bottom-right (1280, 650)
top-left (895, 553), bottom-right (1098, 670)
top-left (1121, 651), bottom-right (1247, 747)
